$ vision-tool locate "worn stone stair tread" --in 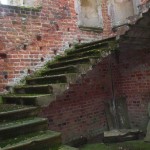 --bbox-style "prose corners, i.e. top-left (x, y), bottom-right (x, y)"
top-left (0, 130), bottom-right (61, 150)
top-left (0, 105), bottom-right (39, 122)
top-left (14, 83), bottom-right (68, 96)
top-left (103, 129), bottom-right (141, 143)
top-left (2, 94), bottom-right (53, 106)
top-left (0, 104), bottom-right (29, 113)
top-left (3, 94), bottom-right (51, 98)
top-left (0, 117), bottom-right (47, 131)
top-left (57, 49), bottom-right (105, 61)
top-left (0, 105), bottom-right (37, 115)
top-left (59, 145), bottom-right (79, 150)
top-left (66, 42), bottom-right (109, 55)
top-left (104, 129), bottom-right (140, 137)
top-left (73, 37), bottom-right (116, 49)
top-left (47, 56), bottom-right (99, 68)
top-left (15, 83), bottom-right (67, 89)
top-left (39, 65), bottom-right (78, 76)
top-left (14, 84), bottom-right (53, 94)
top-left (14, 84), bottom-right (52, 89)
top-left (26, 73), bottom-right (75, 81)
top-left (42, 65), bottom-right (77, 72)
